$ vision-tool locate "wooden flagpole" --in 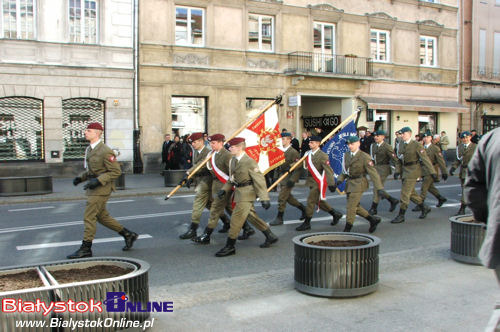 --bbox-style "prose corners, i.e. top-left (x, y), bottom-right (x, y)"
top-left (267, 110), bottom-right (360, 192)
top-left (165, 95), bottom-right (283, 200)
